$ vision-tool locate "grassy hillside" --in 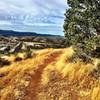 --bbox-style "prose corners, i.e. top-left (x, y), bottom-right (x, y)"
top-left (0, 48), bottom-right (100, 100)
